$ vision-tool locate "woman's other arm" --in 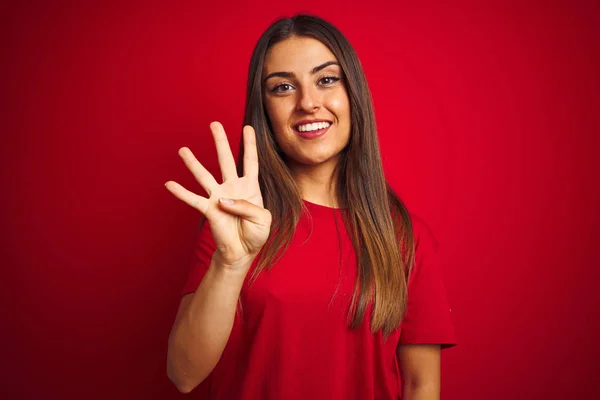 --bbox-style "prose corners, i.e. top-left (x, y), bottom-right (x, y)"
top-left (397, 344), bottom-right (441, 400)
